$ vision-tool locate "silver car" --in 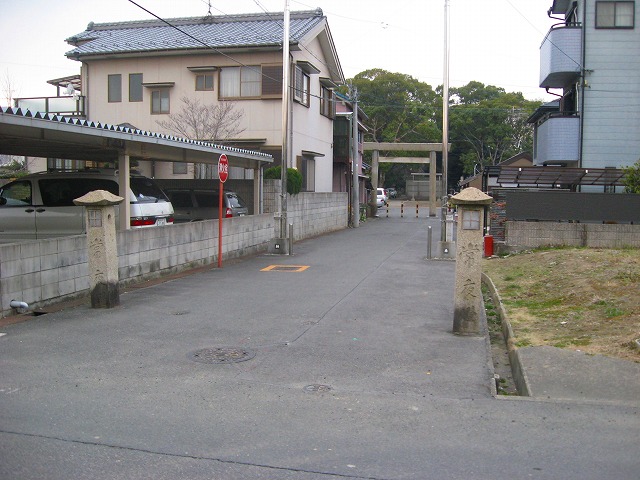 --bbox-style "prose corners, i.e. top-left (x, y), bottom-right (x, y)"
top-left (165, 188), bottom-right (248, 223)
